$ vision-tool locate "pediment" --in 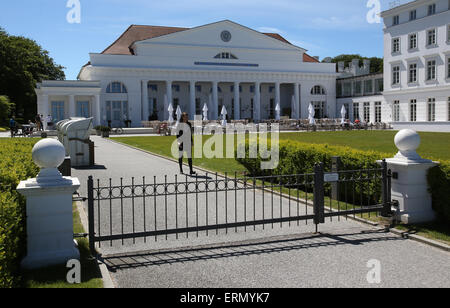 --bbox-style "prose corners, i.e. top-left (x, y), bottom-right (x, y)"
top-left (132, 20), bottom-right (305, 52)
